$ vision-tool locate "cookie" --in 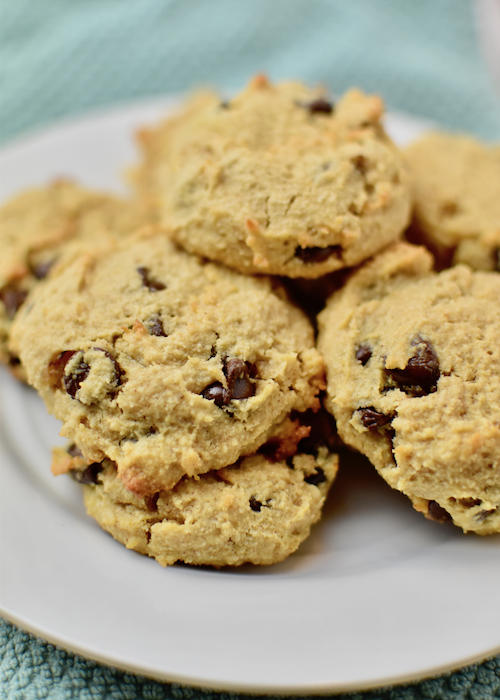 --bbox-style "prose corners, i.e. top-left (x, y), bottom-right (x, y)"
top-left (0, 180), bottom-right (146, 376)
top-left (133, 75), bottom-right (411, 278)
top-left (12, 231), bottom-right (325, 497)
top-left (404, 132), bottom-right (500, 271)
top-left (317, 242), bottom-right (500, 534)
top-left (52, 414), bottom-right (339, 567)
